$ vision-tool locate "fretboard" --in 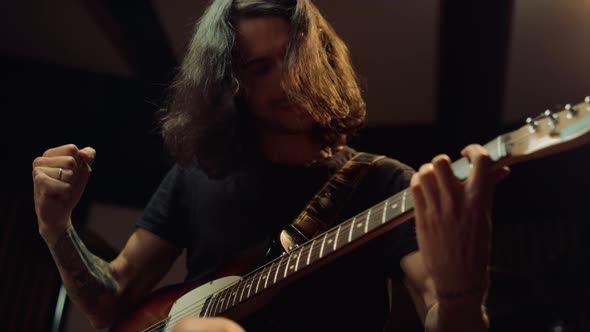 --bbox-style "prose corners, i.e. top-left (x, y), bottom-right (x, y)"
top-left (202, 135), bottom-right (509, 317)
